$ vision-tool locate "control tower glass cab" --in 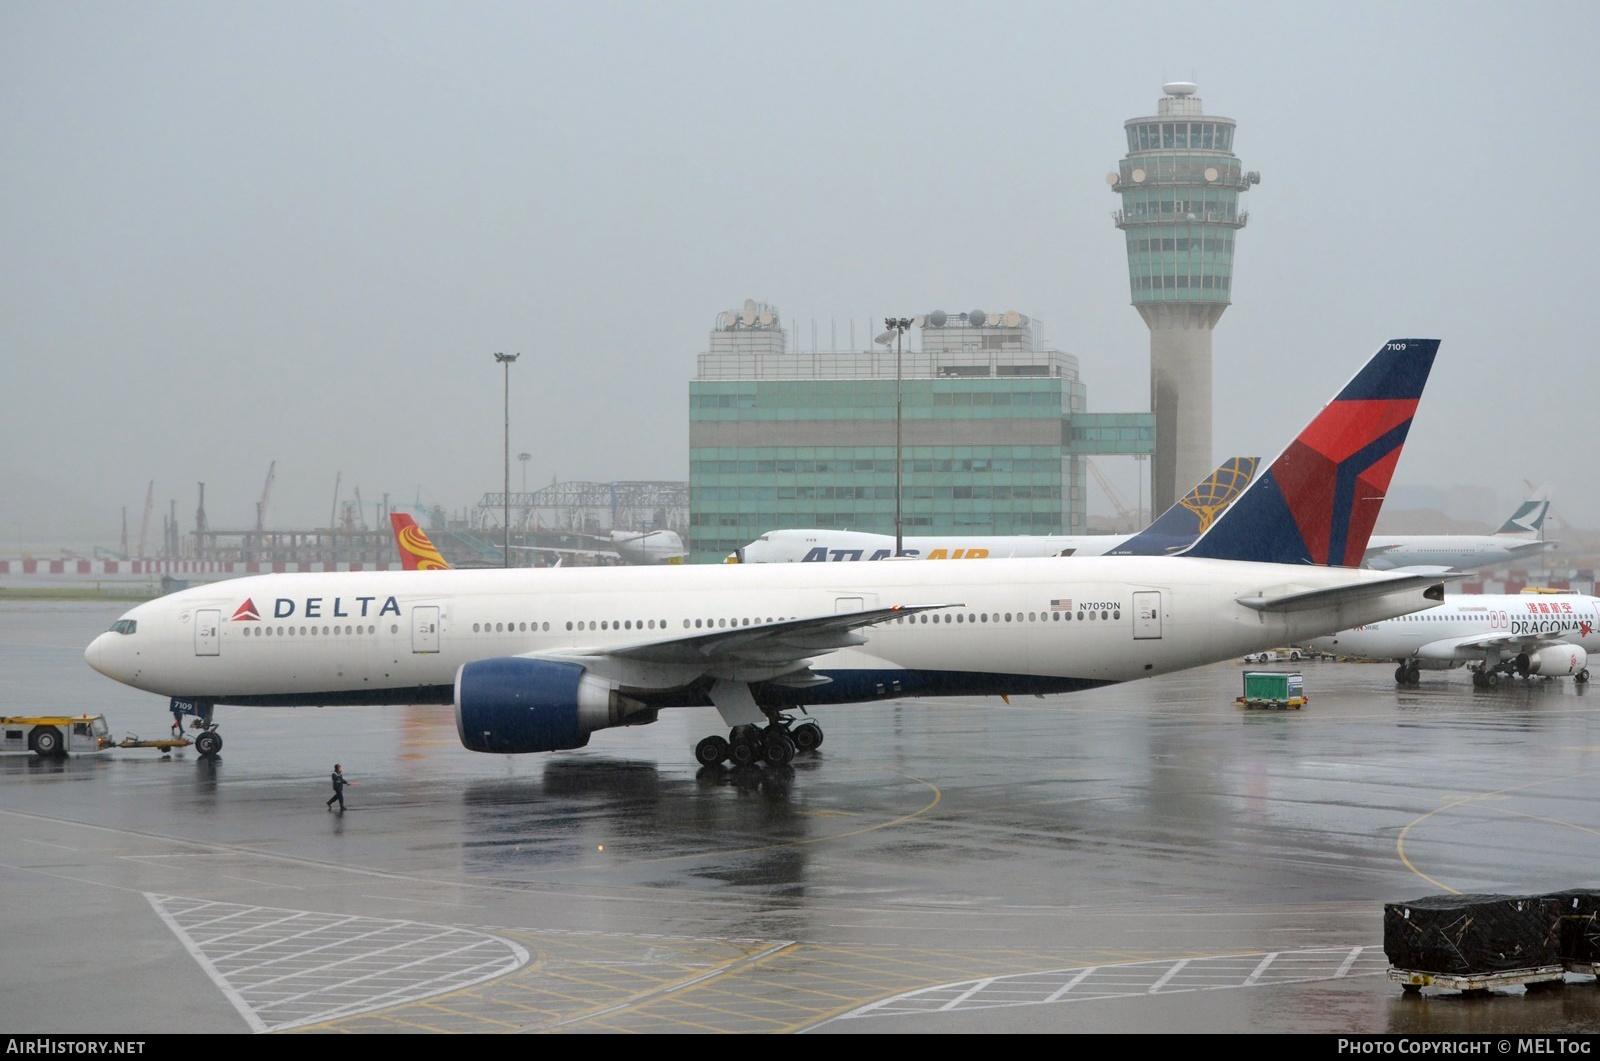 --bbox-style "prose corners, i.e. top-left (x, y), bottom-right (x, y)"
top-left (1111, 81), bottom-right (1259, 512)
